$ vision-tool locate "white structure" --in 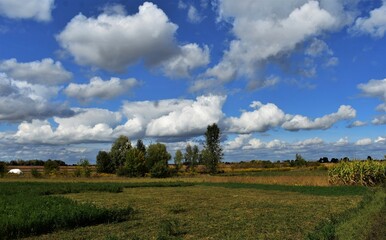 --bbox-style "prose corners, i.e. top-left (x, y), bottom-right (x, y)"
top-left (8, 169), bottom-right (23, 174)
